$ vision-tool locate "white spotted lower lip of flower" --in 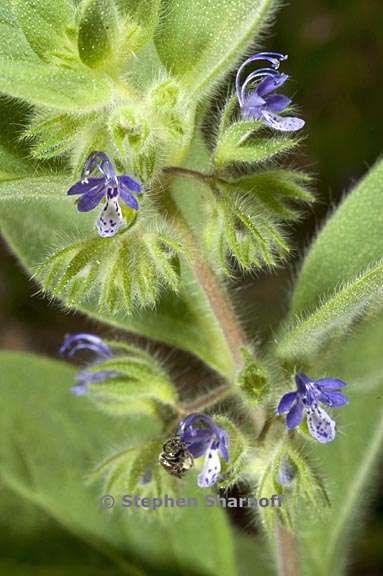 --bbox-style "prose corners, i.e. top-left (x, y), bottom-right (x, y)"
top-left (177, 413), bottom-right (229, 488)
top-left (197, 440), bottom-right (222, 488)
top-left (67, 151), bottom-right (142, 238)
top-left (276, 372), bottom-right (348, 443)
